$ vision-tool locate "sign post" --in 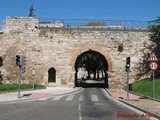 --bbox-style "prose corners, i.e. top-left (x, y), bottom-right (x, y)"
top-left (148, 52), bottom-right (158, 101)
top-left (126, 68), bottom-right (129, 100)
top-left (125, 57), bottom-right (130, 100)
top-left (16, 55), bottom-right (26, 98)
top-left (32, 68), bottom-right (35, 90)
top-left (153, 71), bottom-right (155, 101)
top-left (18, 66), bottom-right (21, 98)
